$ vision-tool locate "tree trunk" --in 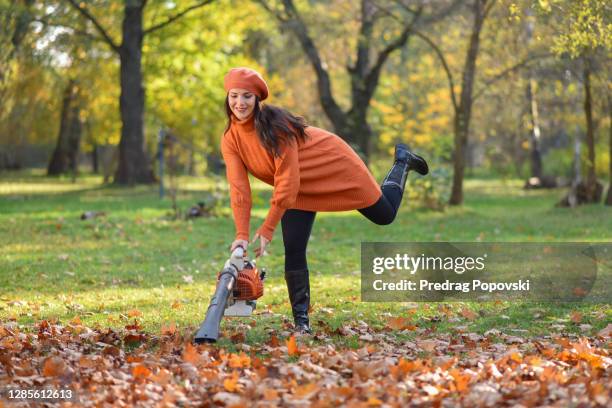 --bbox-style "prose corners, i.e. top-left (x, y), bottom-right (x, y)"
top-left (342, 106), bottom-right (372, 160)
top-left (566, 128), bottom-right (582, 207)
top-left (448, 0), bottom-right (488, 206)
top-left (522, 10), bottom-right (543, 180)
top-left (66, 0), bottom-right (215, 184)
top-left (583, 60), bottom-right (596, 187)
top-left (353, 118), bottom-right (372, 161)
top-left (511, 130), bottom-right (525, 178)
top-left (573, 125), bottom-right (582, 183)
top-left (605, 93), bottom-right (612, 205)
top-left (582, 58), bottom-right (601, 203)
top-left (450, 113), bottom-right (468, 204)
top-left (47, 80), bottom-right (82, 176)
top-left (526, 78), bottom-right (543, 179)
top-left (91, 143), bottom-right (99, 174)
top-left (188, 148), bottom-right (195, 176)
top-left (113, 2), bottom-right (154, 185)
top-left (270, 0), bottom-right (432, 162)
